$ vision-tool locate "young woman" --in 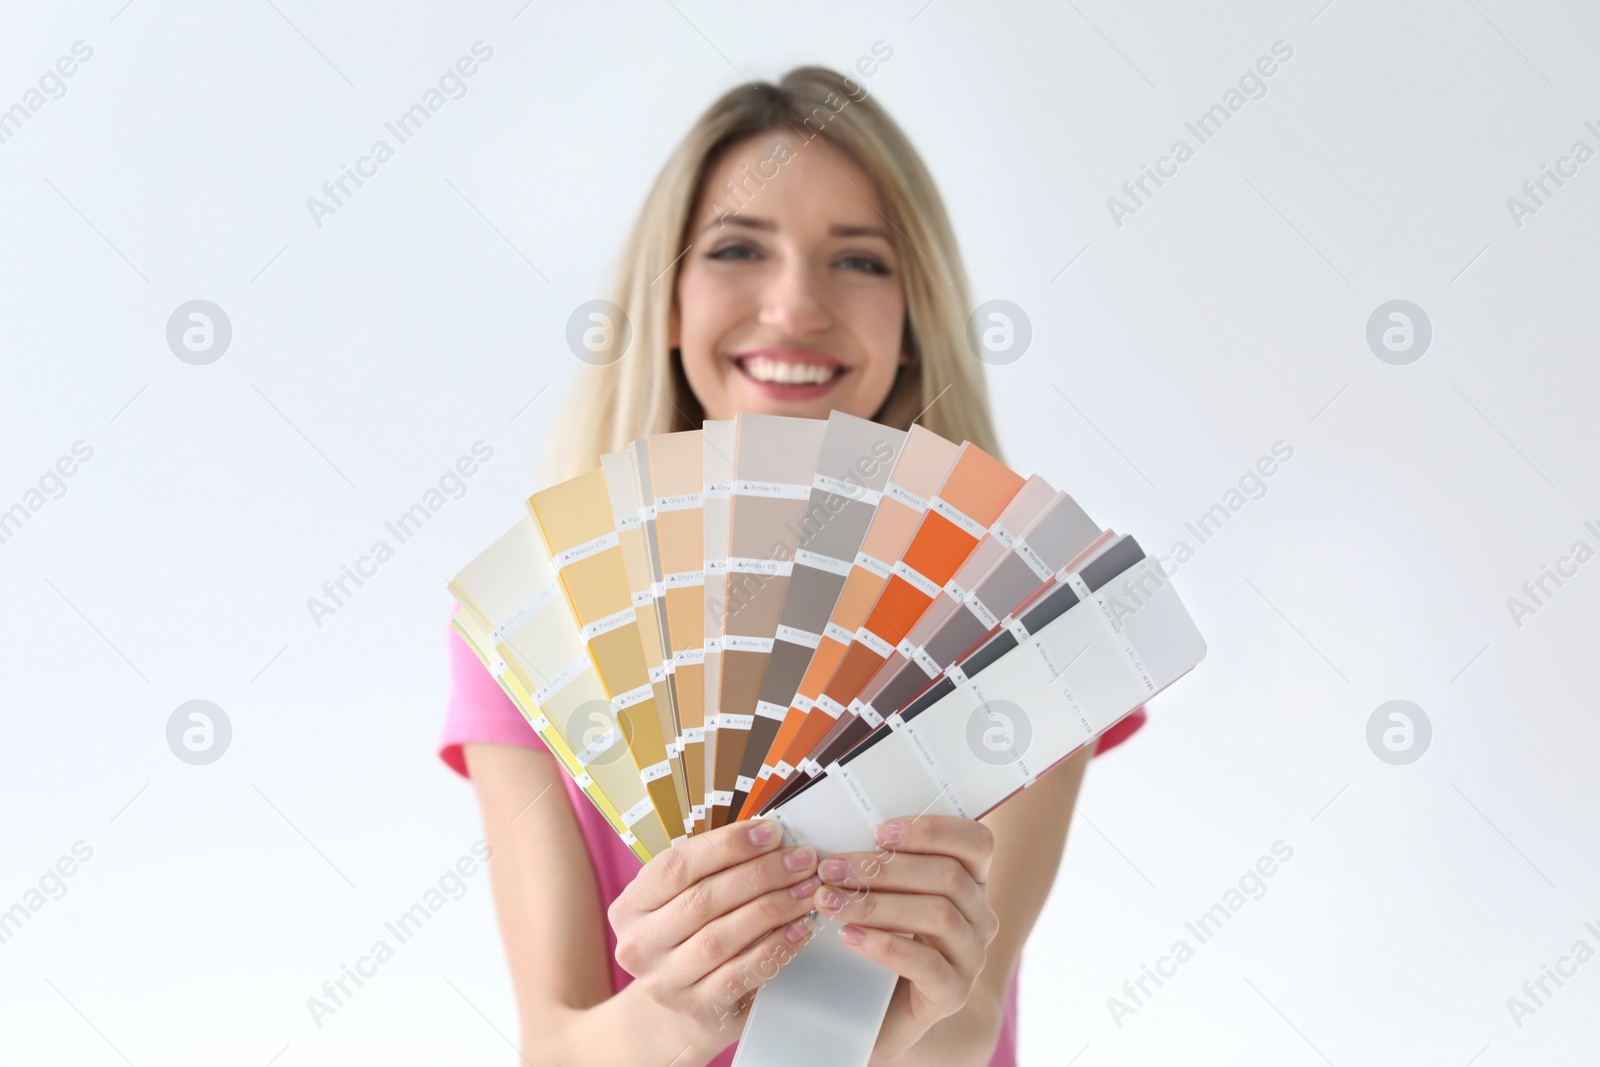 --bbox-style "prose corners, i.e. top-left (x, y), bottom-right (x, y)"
top-left (439, 66), bottom-right (1146, 1066)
